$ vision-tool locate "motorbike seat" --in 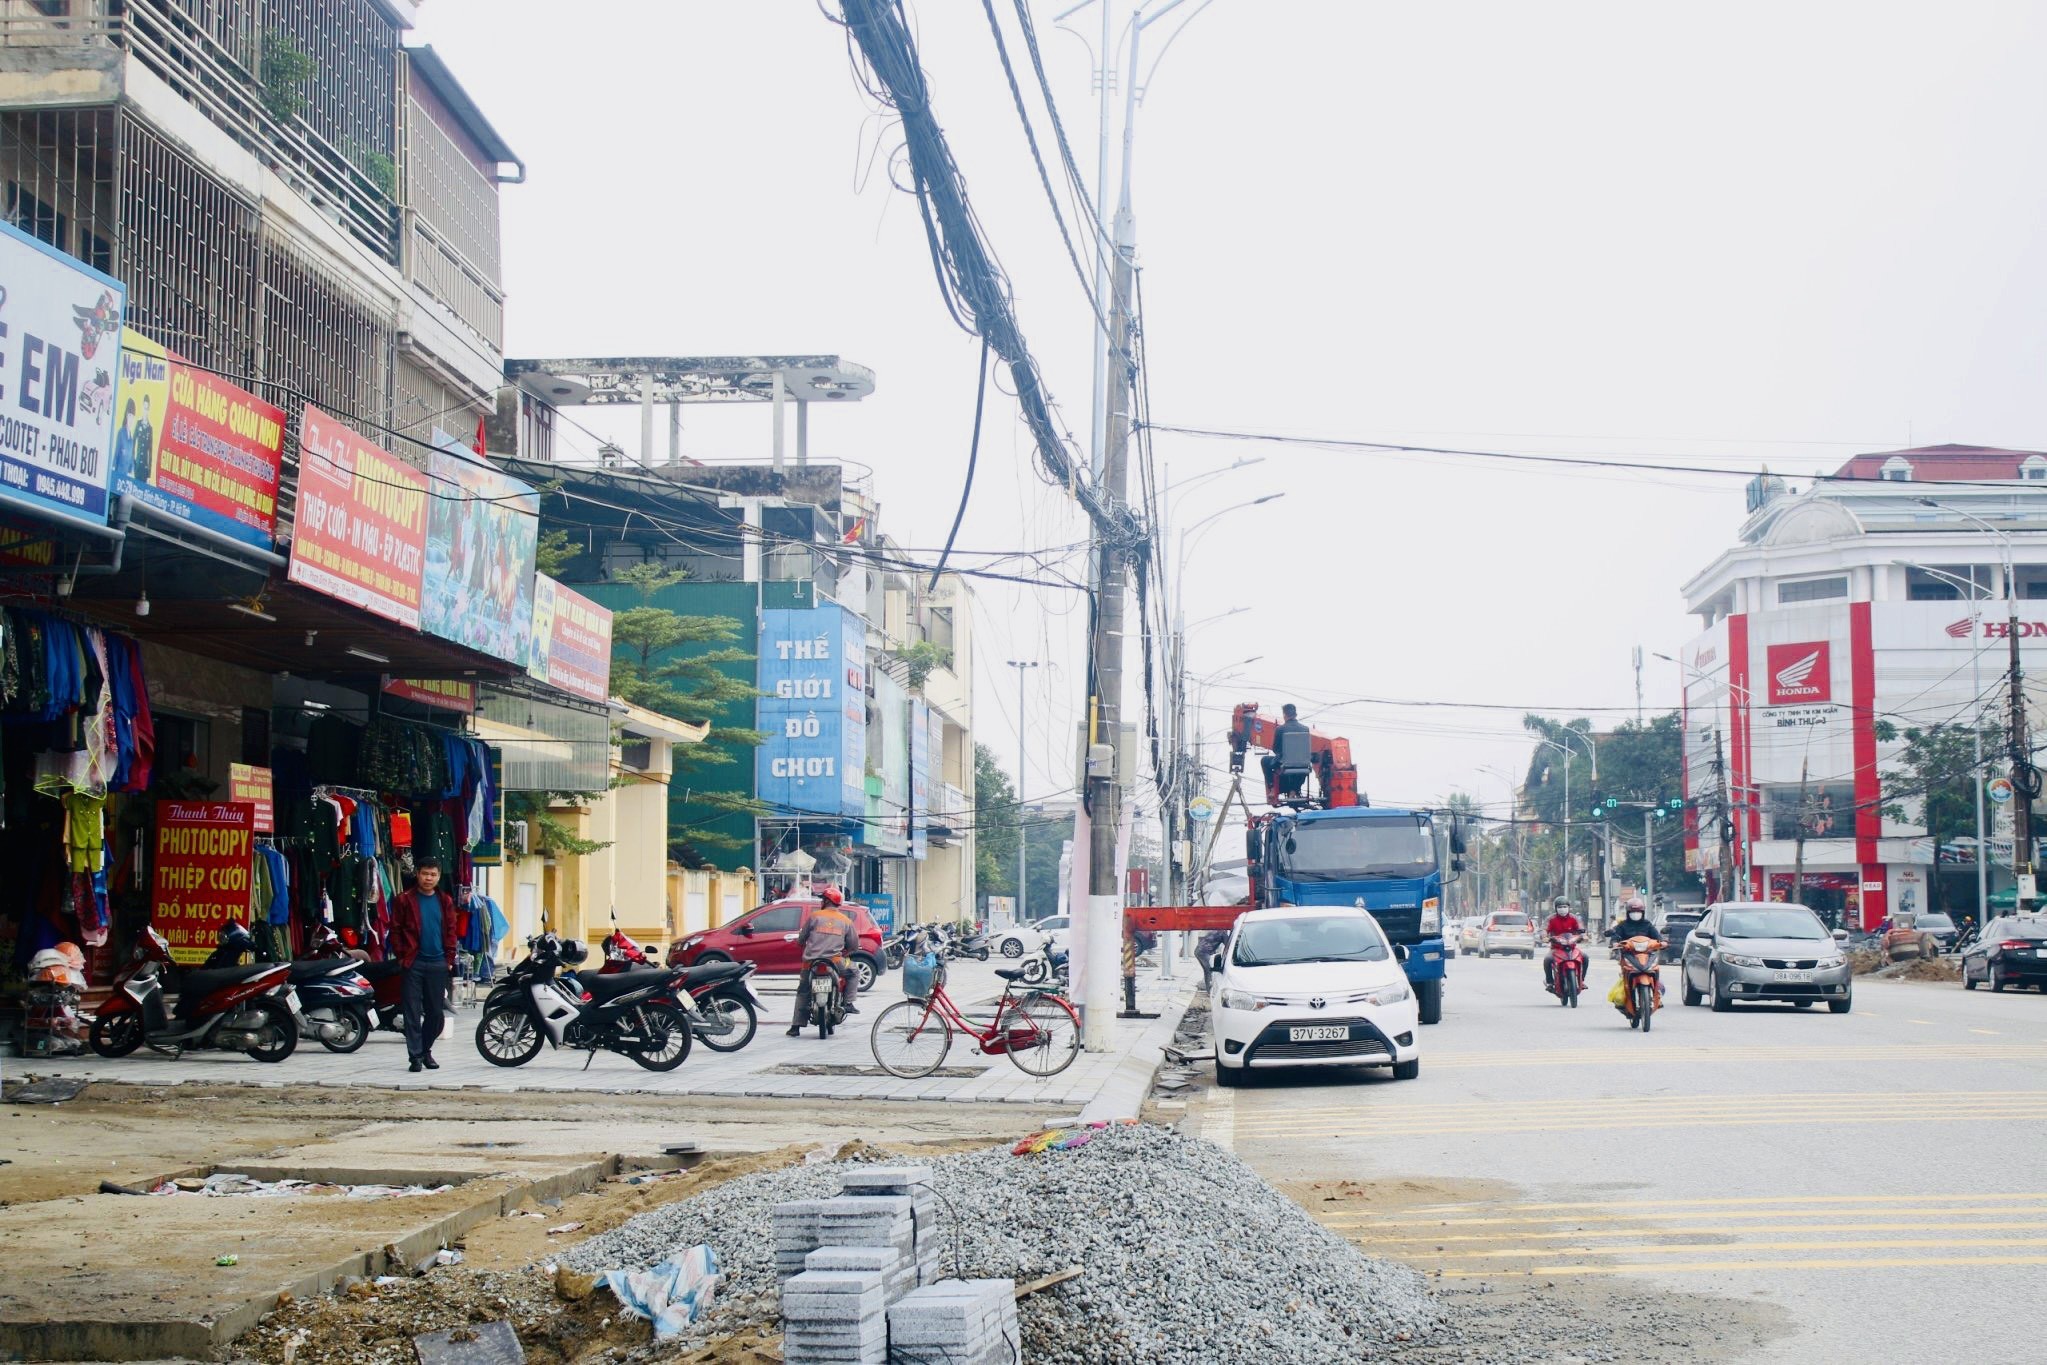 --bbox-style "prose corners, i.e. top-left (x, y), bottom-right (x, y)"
top-left (584, 968), bottom-right (670, 1003)
top-left (286, 959), bottom-right (361, 984)
top-left (679, 961), bottom-right (751, 987)
top-left (174, 964), bottom-right (280, 1015)
top-left (994, 967), bottom-right (1027, 982)
top-left (356, 959), bottom-right (405, 982)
